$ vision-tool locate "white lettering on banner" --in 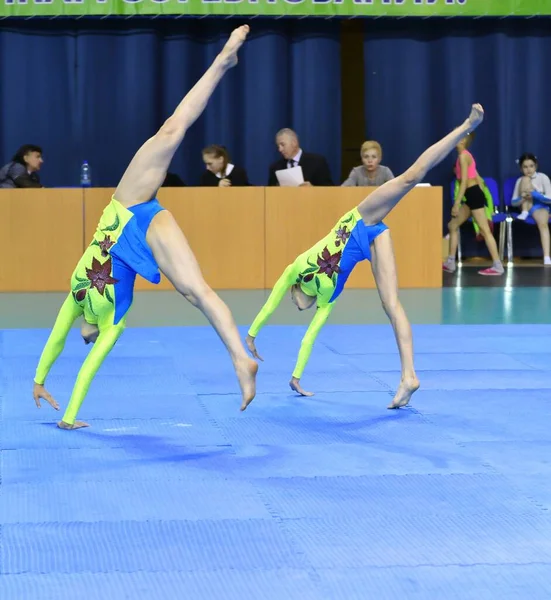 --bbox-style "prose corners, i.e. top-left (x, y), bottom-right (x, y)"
top-left (0, 0), bottom-right (473, 6)
top-left (377, 0), bottom-right (469, 4)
